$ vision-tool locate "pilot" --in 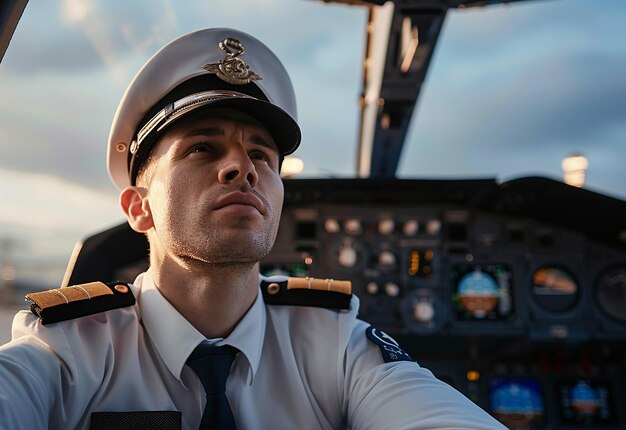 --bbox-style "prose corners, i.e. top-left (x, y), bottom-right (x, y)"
top-left (0, 28), bottom-right (506, 429)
